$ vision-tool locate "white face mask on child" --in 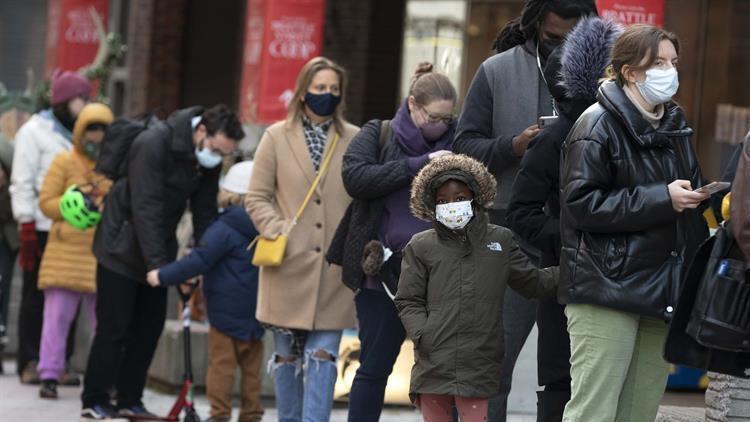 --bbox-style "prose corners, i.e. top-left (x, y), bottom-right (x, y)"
top-left (436, 200), bottom-right (473, 230)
